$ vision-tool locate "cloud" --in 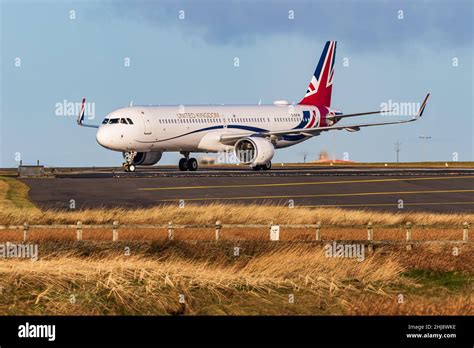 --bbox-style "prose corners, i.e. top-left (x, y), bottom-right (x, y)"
top-left (106, 0), bottom-right (472, 49)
